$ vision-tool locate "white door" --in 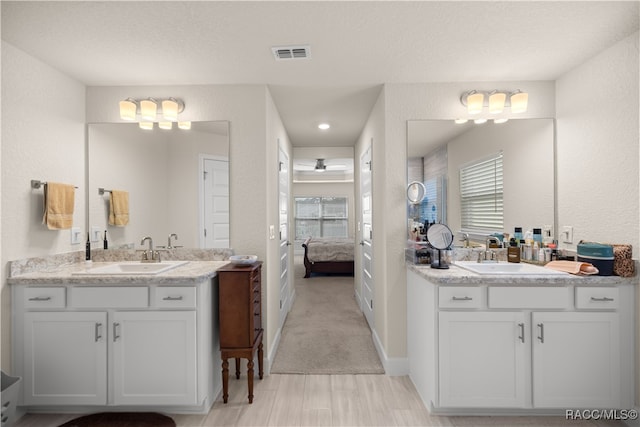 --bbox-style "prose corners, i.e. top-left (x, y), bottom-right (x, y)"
top-left (278, 145), bottom-right (291, 328)
top-left (438, 311), bottom-right (527, 408)
top-left (112, 311), bottom-right (197, 405)
top-left (23, 311), bottom-right (107, 405)
top-left (532, 312), bottom-right (620, 408)
top-left (359, 144), bottom-right (374, 328)
top-left (202, 157), bottom-right (229, 248)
